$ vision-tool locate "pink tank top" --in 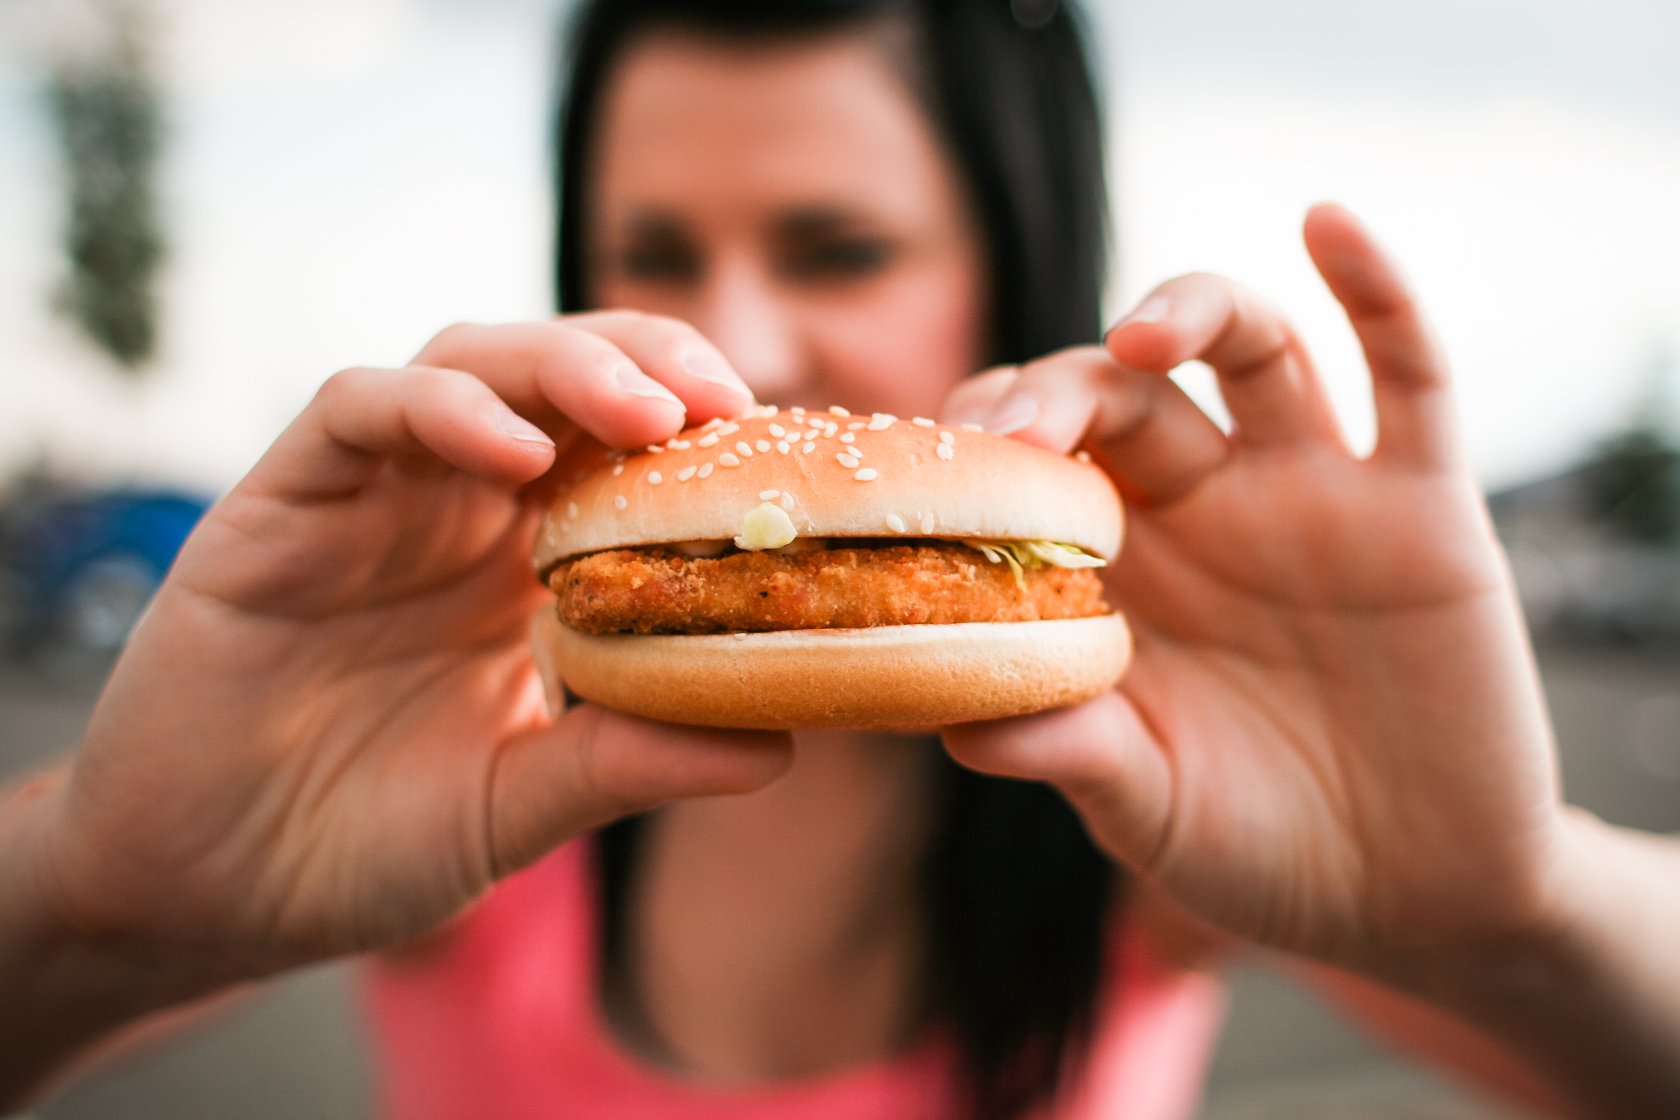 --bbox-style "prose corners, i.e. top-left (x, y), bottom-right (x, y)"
top-left (362, 837), bottom-right (1223, 1119)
